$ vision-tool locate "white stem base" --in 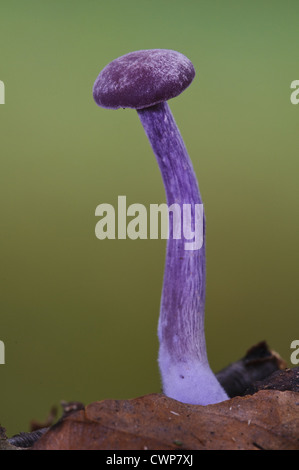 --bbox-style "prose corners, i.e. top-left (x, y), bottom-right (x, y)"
top-left (159, 351), bottom-right (229, 406)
